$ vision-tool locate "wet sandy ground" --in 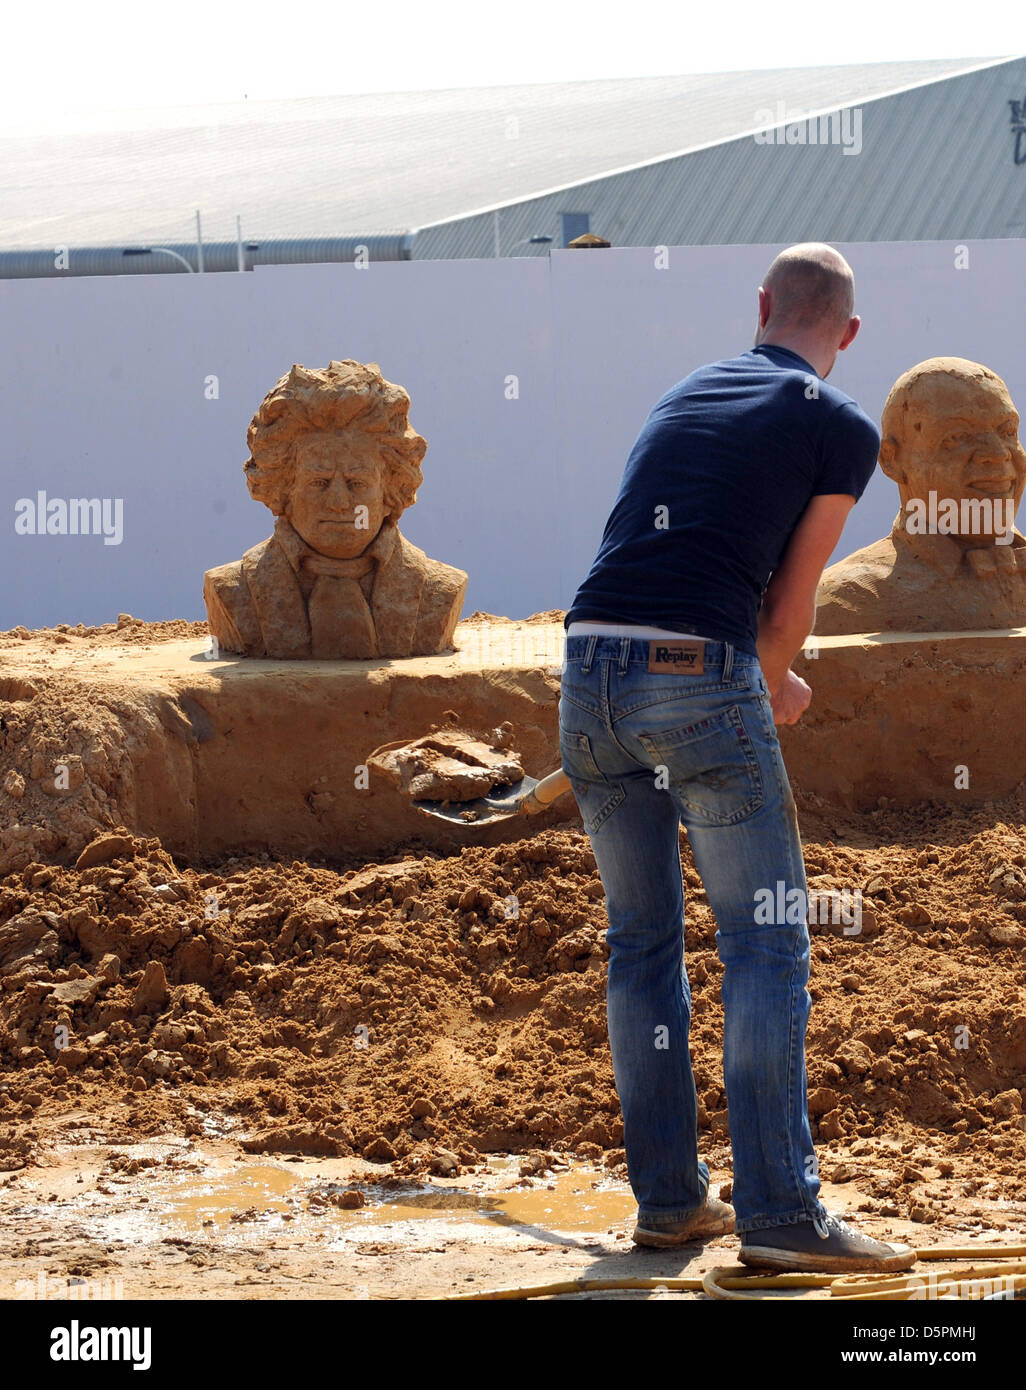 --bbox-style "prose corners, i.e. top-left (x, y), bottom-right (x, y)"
top-left (4, 1113), bottom-right (1025, 1301)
